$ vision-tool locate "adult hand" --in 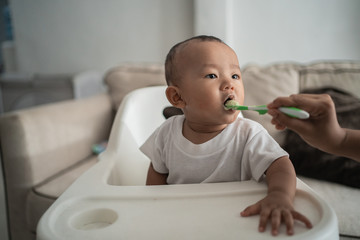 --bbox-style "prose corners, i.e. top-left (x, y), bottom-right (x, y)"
top-left (267, 94), bottom-right (347, 157)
